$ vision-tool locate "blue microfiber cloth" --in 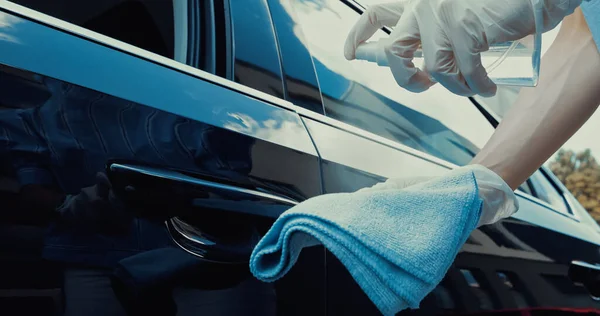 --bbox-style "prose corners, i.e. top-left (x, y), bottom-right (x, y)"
top-left (250, 168), bottom-right (482, 316)
top-left (582, 0), bottom-right (600, 52)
